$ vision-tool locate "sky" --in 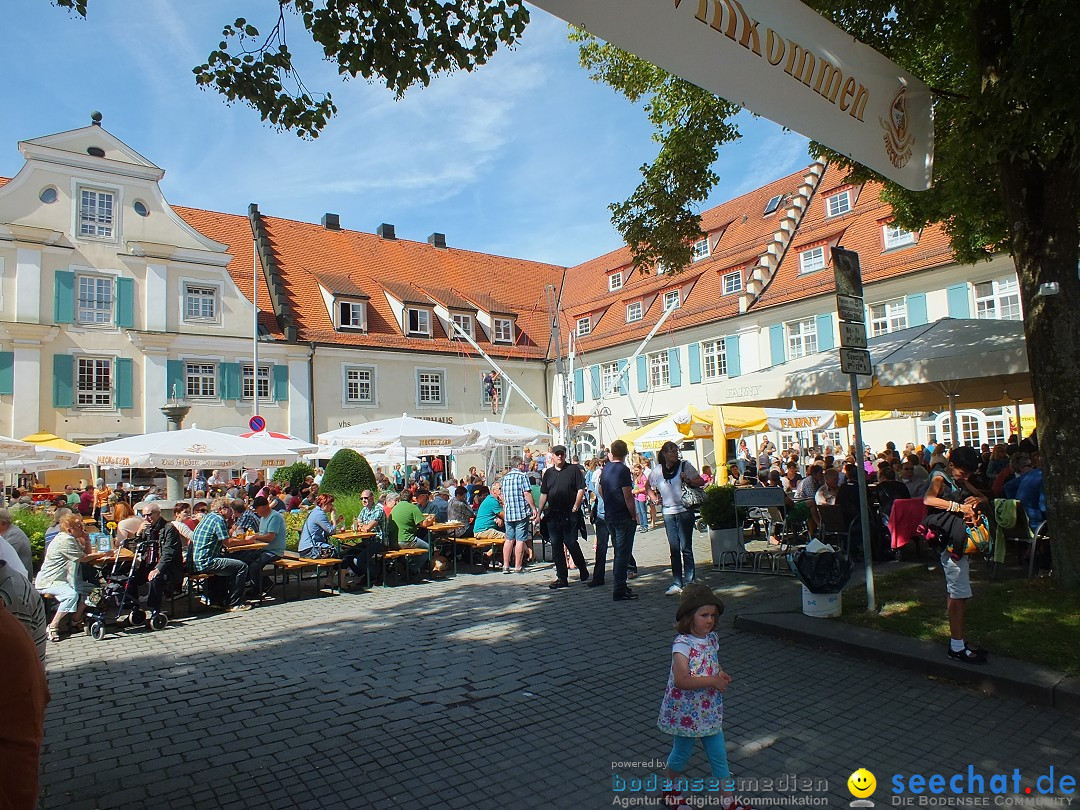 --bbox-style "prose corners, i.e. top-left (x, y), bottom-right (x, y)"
top-left (1, 0), bottom-right (811, 268)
